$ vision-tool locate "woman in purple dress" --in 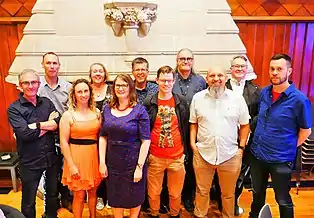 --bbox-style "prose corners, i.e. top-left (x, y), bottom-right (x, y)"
top-left (98, 74), bottom-right (151, 218)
